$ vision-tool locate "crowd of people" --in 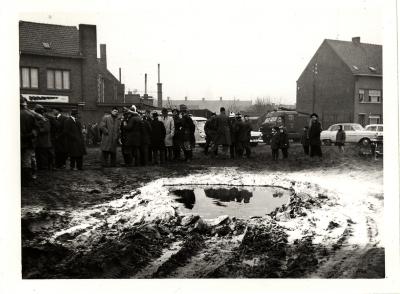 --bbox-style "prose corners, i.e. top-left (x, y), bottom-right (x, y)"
top-left (20, 95), bottom-right (329, 186)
